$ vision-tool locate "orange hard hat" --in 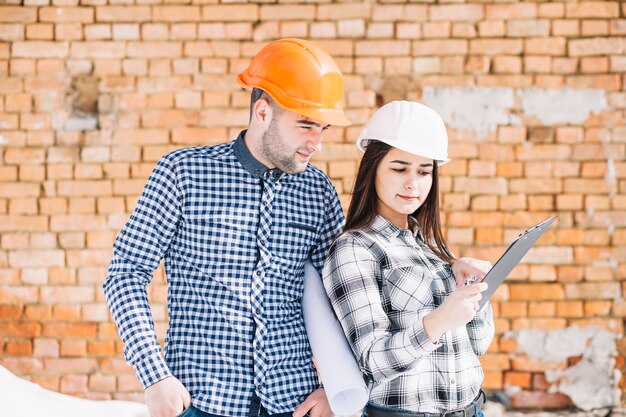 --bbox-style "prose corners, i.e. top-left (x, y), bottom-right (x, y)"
top-left (237, 38), bottom-right (351, 127)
